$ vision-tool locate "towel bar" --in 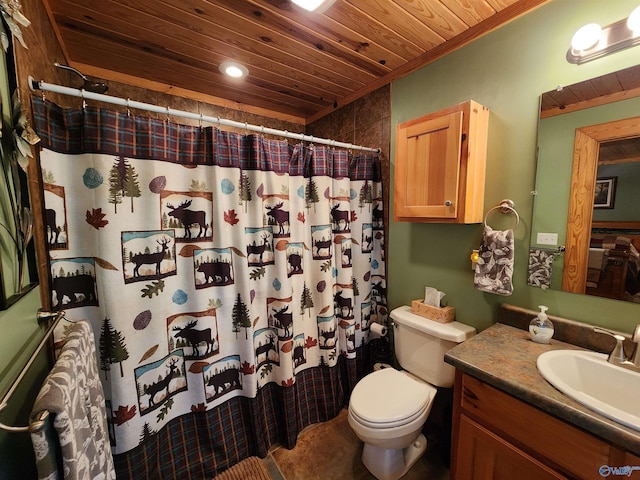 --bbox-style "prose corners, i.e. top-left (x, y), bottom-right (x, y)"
top-left (0, 310), bottom-right (68, 433)
top-left (484, 199), bottom-right (520, 230)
